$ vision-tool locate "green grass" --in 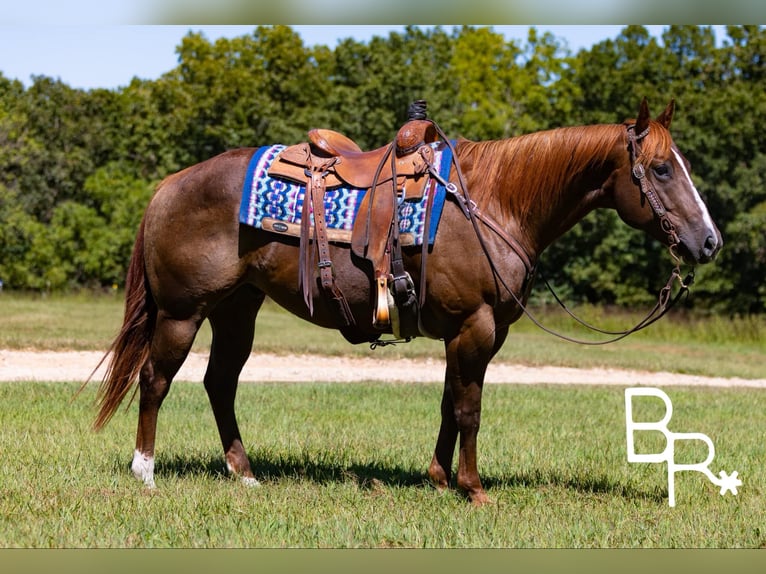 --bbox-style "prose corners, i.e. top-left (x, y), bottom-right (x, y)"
top-left (0, 381), bottom-right (764, 548)
top-left (1, 292), bottom-right (764, 378)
